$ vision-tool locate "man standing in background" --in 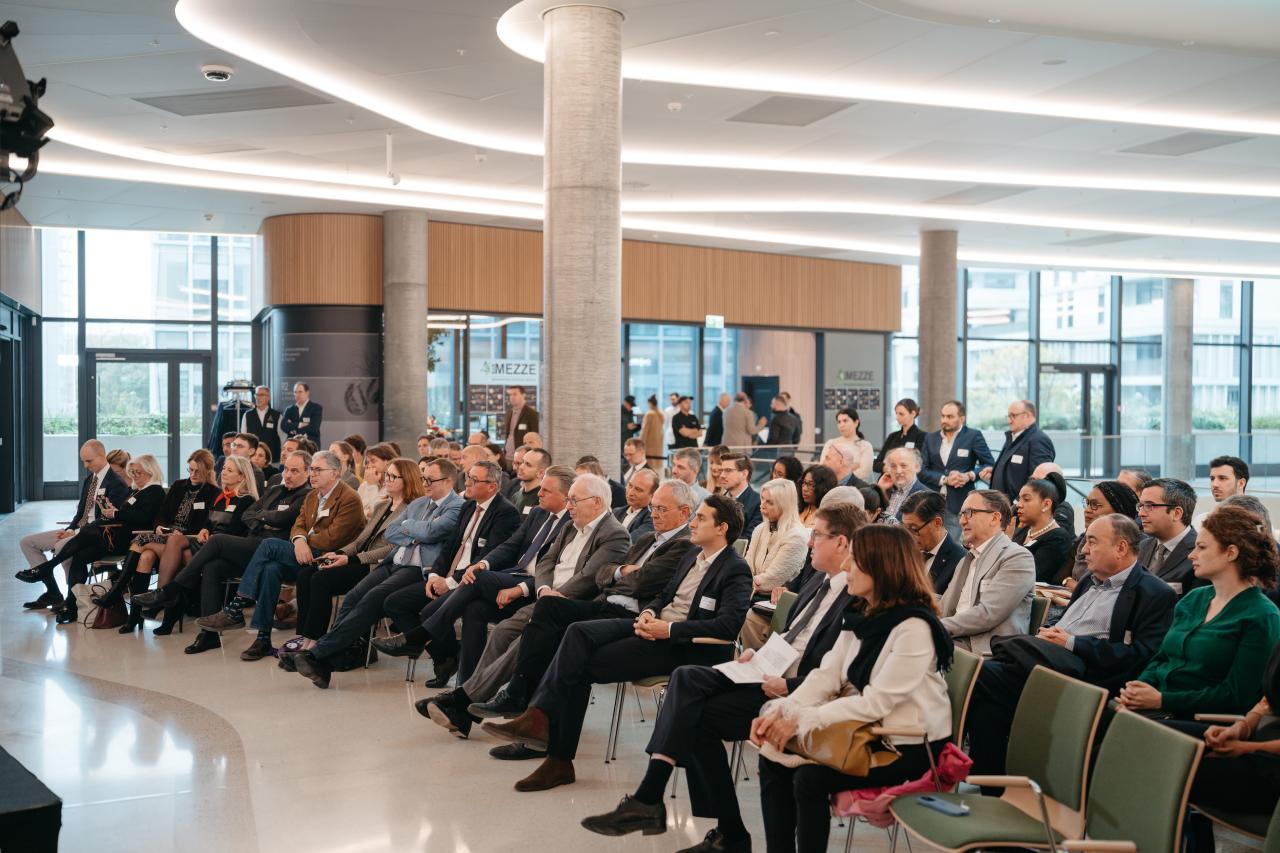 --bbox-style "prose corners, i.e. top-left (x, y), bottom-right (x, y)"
top-left (281, 382), bottom-right (323, 445)
top-left (502, 386), bottom-right (540, 456)
top-left (242, 385), bottom-right (282, 465)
